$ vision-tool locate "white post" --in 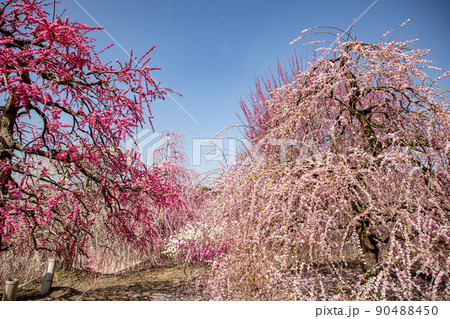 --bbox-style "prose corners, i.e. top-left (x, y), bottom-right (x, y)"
top-left (41, 258), bottom-right (56, 295)
top-left (2, 278), bottom-right (19, 301)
